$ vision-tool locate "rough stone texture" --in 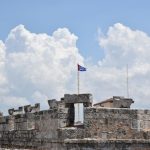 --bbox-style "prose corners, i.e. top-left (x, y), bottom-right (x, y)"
top-left (24, 103), bottom-right (40, 113)
top-left (64, 94), bottom-right (92, 106)
top-left (8, 107), bottom-right (23, 115)
top-left (94, 96), bottom-right (134, 108)
top-left (0, 94), bottom-right (150, 149)
top-left (65, 139), bottom-right (150, 150)
top-left (113, 97), bottom-right (134, 108)
top-left (48, 99), bottom-right (58, 110)
top-left (84, 107), bottom-right (150, 140)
